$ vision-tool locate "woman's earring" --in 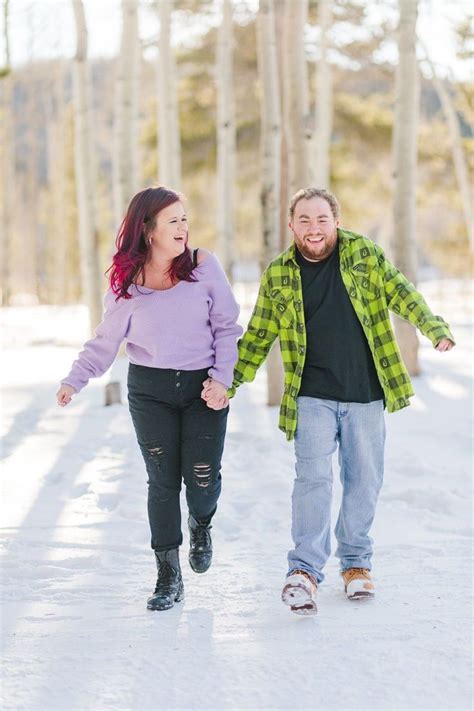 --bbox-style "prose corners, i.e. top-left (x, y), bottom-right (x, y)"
top-left (148, 237), bottom-right (152, 247)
